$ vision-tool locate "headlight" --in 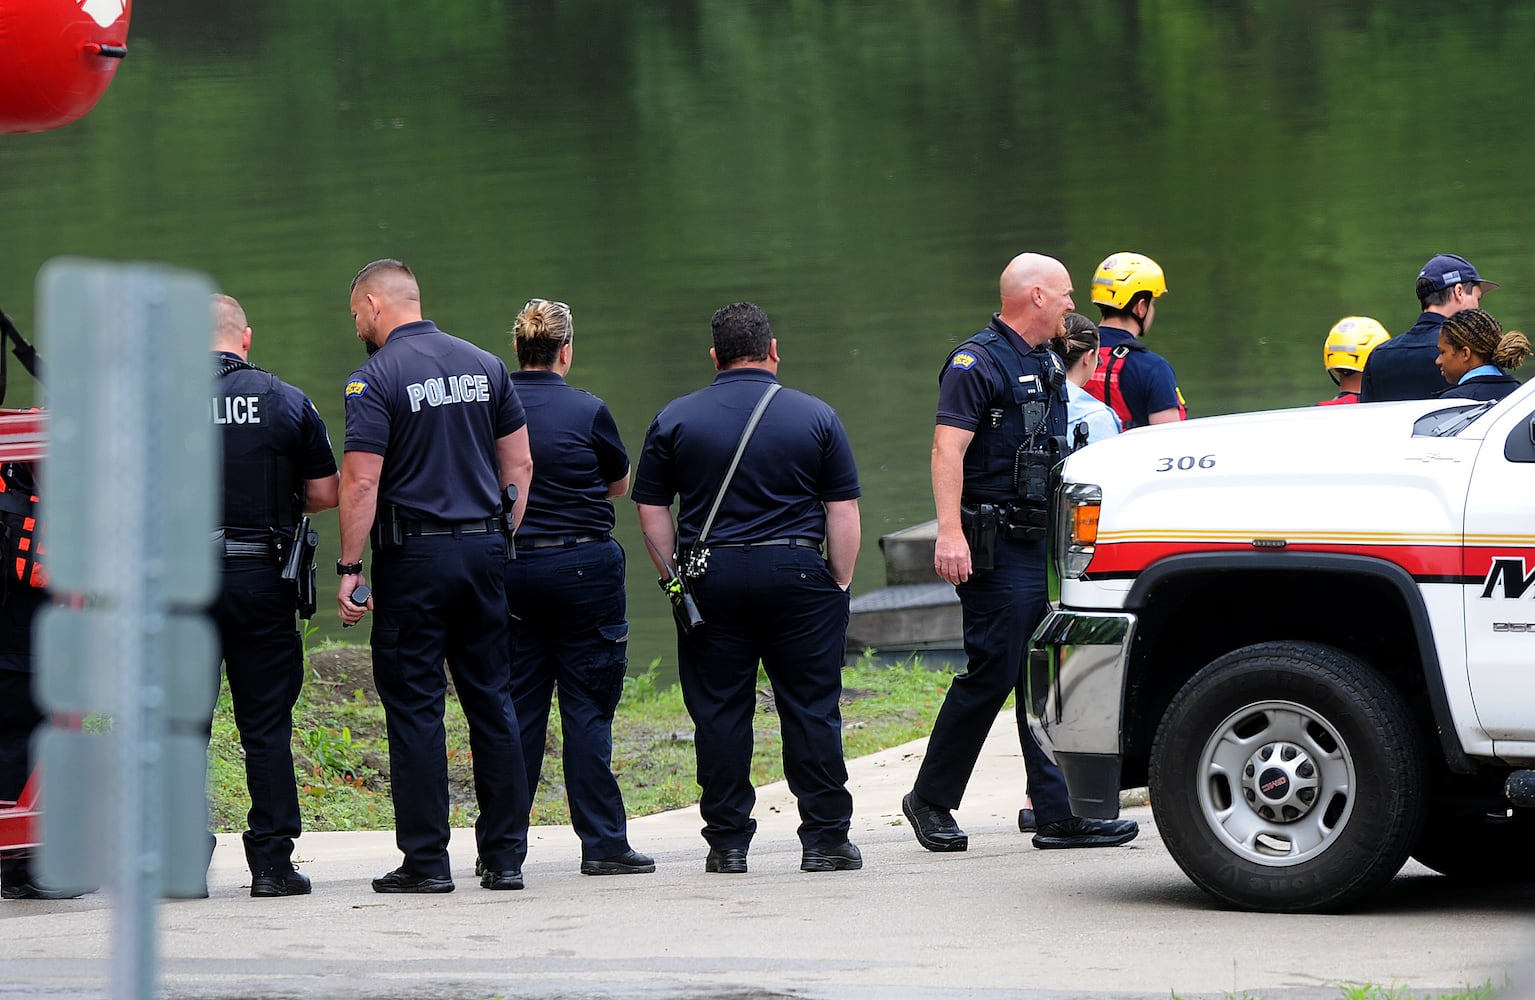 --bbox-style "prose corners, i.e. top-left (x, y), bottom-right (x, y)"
top-left (1055, 482), bottom-right (1101, 580)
